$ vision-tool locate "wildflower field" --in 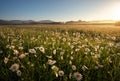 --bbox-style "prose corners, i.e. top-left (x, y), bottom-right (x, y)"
top-left (0, 25), bottom-right (120, 81)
